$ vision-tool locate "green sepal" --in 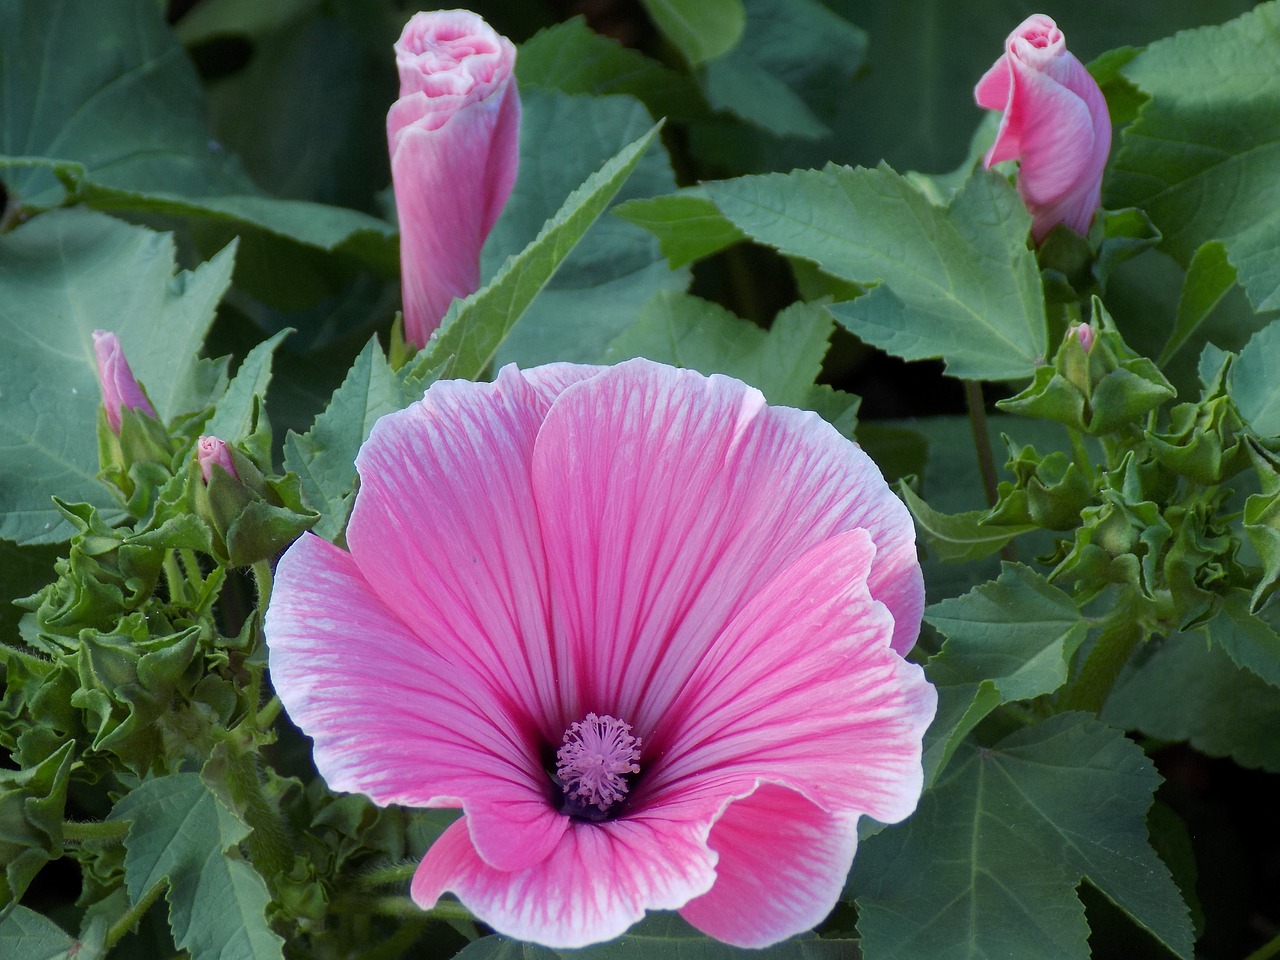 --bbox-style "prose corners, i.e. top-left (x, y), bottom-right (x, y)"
top-left (0, 740), bottom-right (73, 907)
top-left (1000, 299), bottom-right (1175, 435)
top-left (1244, 441), bottom-right (1280, 611)
top-left (991, 441), bottom-right (1094, 532)
top-left (96, 404), bottom-right (181, 519)
top-left (1149, 398), bottom-right (1250, 485)
top-left (198, 447), bottom-right (319, 567)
